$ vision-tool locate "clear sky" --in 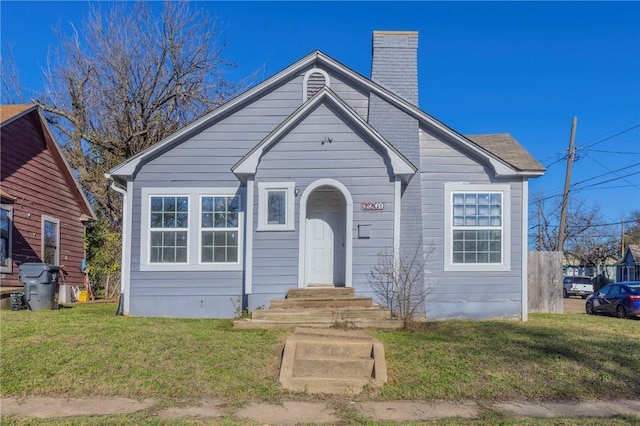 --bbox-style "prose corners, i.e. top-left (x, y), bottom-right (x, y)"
top-left (2, 1), bottom-right (639, 228)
